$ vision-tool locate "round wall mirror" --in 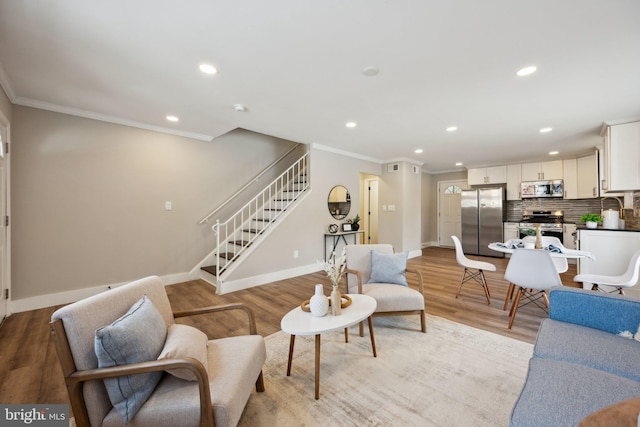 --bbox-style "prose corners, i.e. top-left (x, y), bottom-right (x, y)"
top-left (327, 185), bottom-right (351, 220)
